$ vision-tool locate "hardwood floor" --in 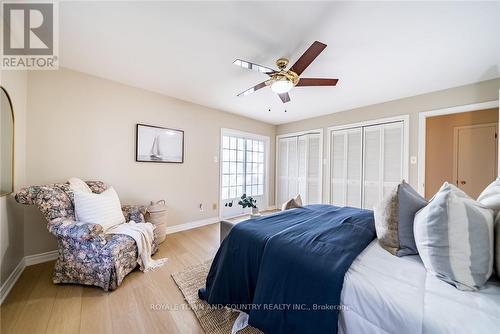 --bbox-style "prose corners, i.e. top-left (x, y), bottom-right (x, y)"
top-left (0, 223), bottom-right (220, 334)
